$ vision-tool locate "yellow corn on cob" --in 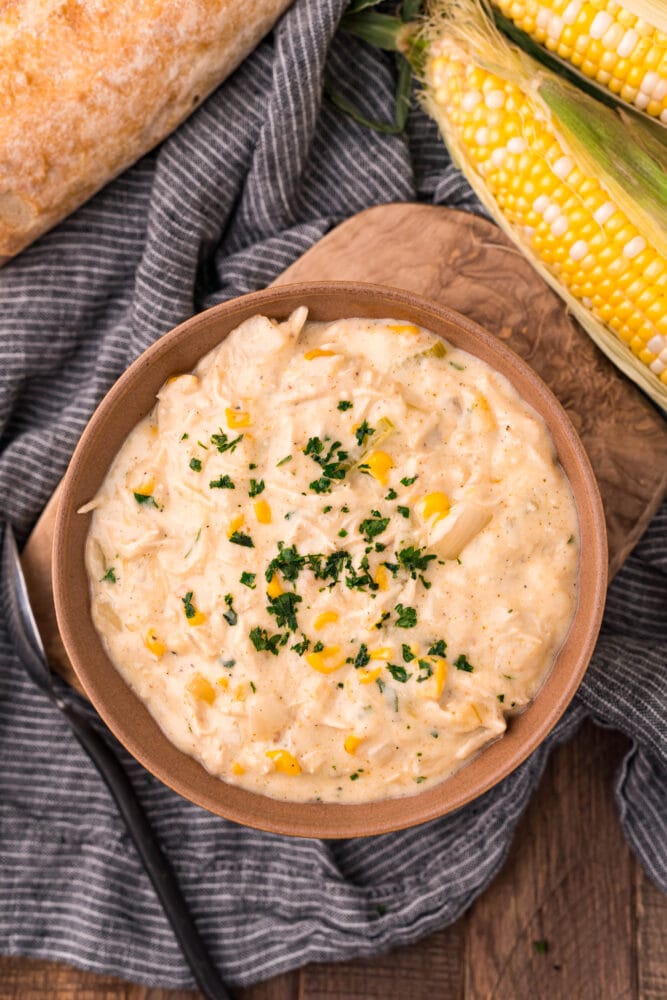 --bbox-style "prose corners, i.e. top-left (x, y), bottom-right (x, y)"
top-left (492, 0), bottom-right (667, 122)
top-left (422, 1), bottom-right (667, 409)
